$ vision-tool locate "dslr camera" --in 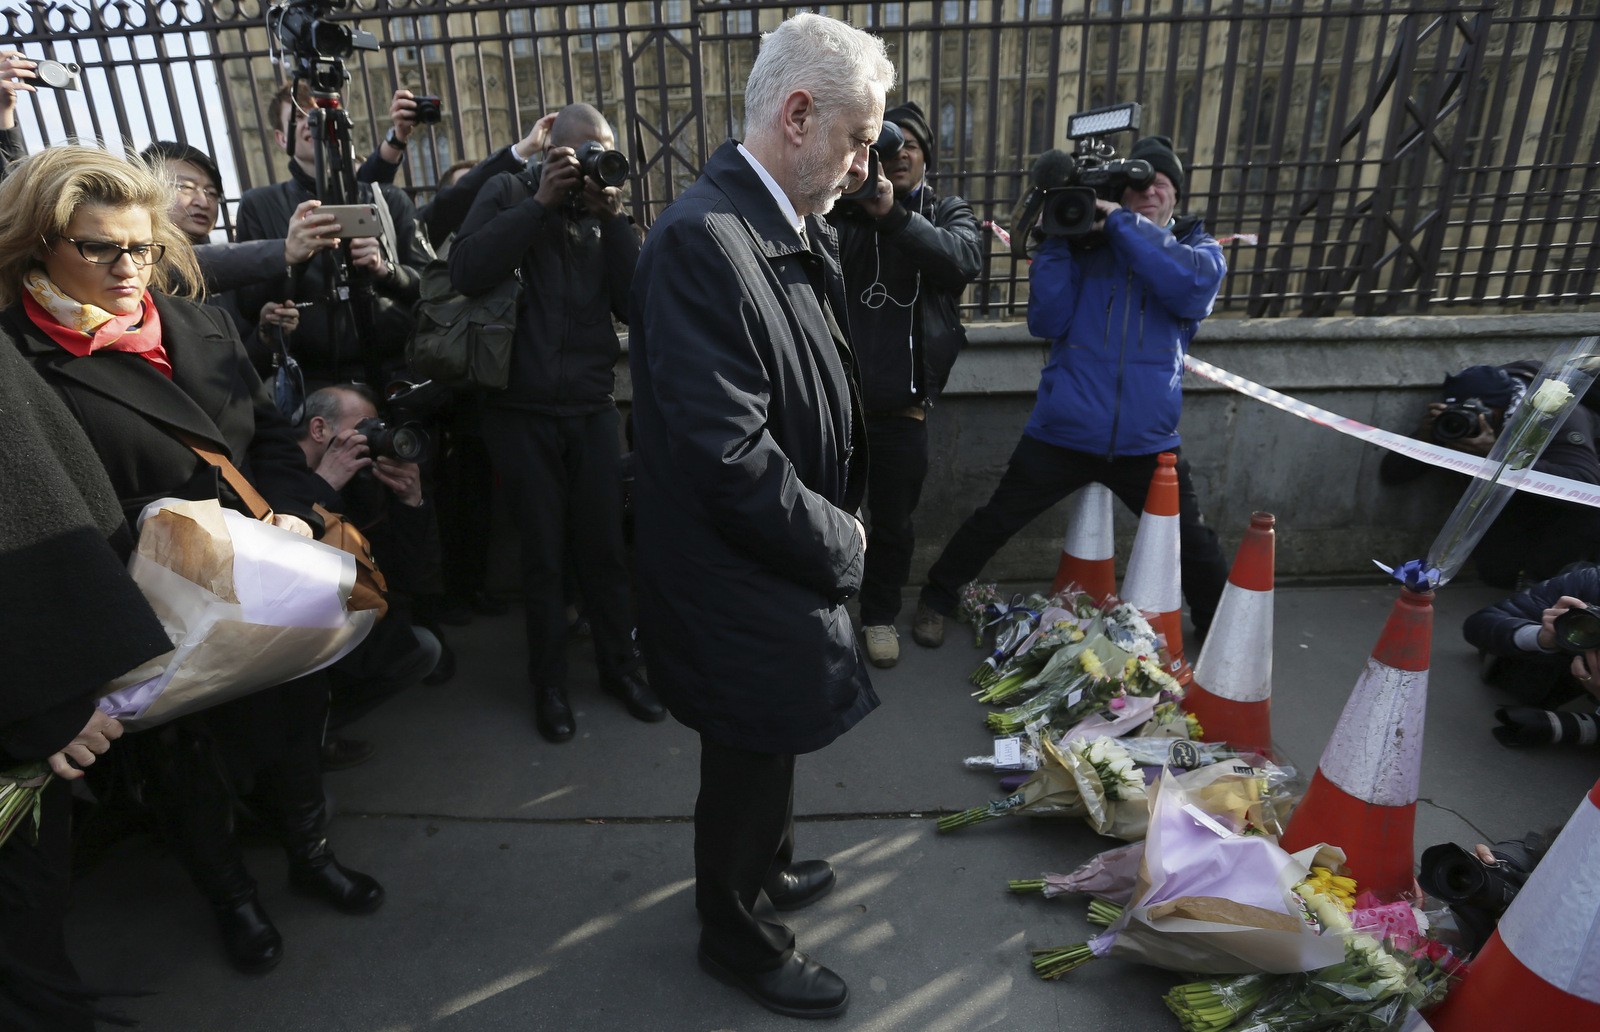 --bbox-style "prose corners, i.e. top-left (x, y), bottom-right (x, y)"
top-left (1009, 102), bottom-right (1156, 256)
top-left (353, 416), bottom-right (433, 464)
top-left (1432, 396), bottom-right (1497, 443)
top-left (840, 121), bottom-right (906, 203)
